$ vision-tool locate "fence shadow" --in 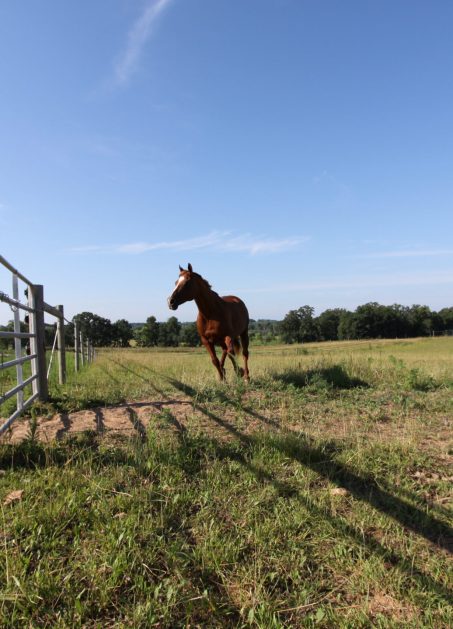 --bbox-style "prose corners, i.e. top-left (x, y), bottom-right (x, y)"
top-left (152, 386), bottom-right (453, 605)
top-left (164, 376), bottom-right (452, 555)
